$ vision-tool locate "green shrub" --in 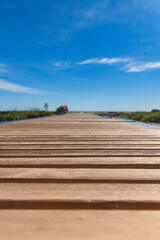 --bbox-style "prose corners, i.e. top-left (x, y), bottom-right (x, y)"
top-left (96, 111), bottom-right (160, 124)
top-left (141, 113), bottom-right (160, 123)
top-left (151, 109), bottom-right (160, 113)
top-left (0, 116), bottom-right (7, 122)
top-left (0, 110), bottom-right (56, 122)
